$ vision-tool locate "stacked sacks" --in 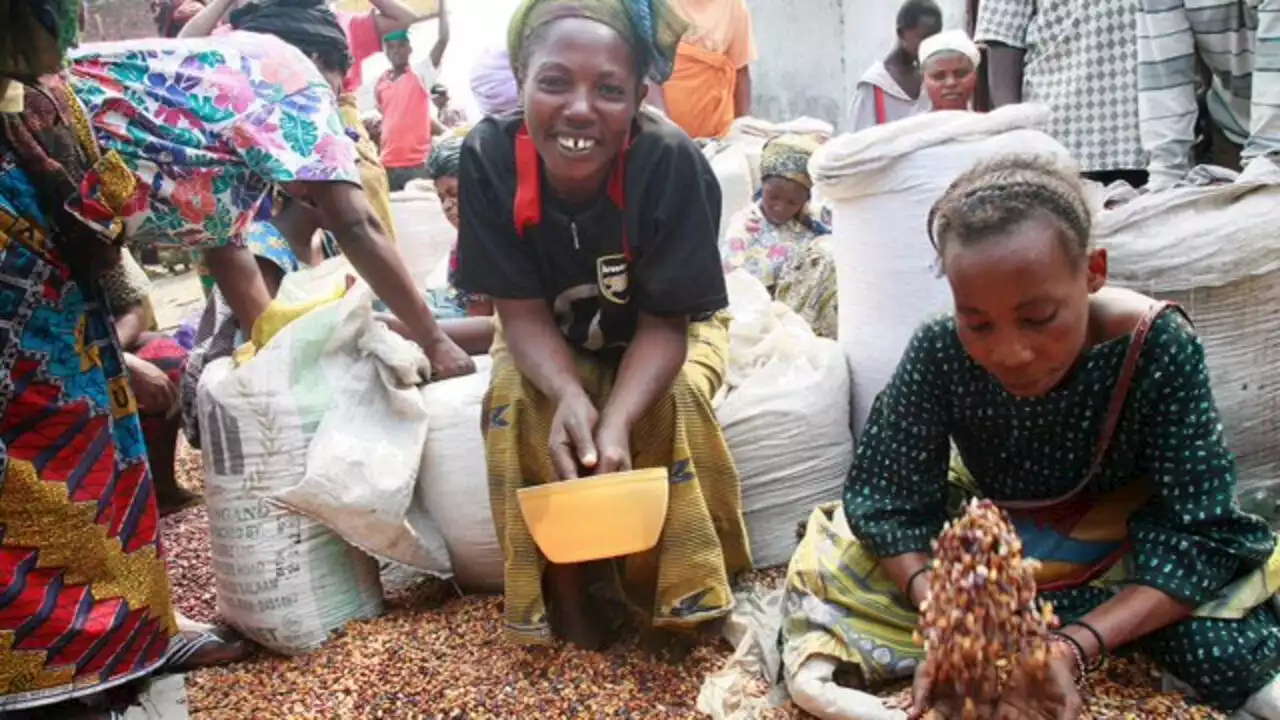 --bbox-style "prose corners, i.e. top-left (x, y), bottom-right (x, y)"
top-left (198, 282), bottom-right (454, 654)
top-left (810, 105), bottom-right (1074, 435)
top-left (1097, 159), bottom-right (1280, 524)
top-left (416, 356), bottom-right (504, 592)
top-left (716, 271), bottom-right (853, 568)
